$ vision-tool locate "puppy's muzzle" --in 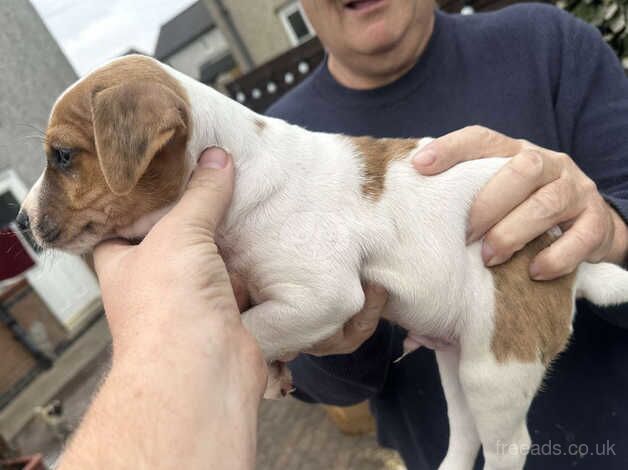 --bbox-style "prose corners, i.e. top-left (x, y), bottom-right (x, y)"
top-left (37, 214), bottom-right (62, 244)
top-left (17, 210), bottom-right (62, 245)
